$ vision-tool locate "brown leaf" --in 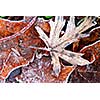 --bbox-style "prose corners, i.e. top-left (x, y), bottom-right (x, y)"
top-left (0, 19), bottom-right (27, 38)
top-left (0, 17), bottom-right (38, 80)
top-left (58, 66), bottom-right (75, 81)
top-left (73, 27), bottom-right (100, 52)
top-left (80, 40), bottom-right (100, 61)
